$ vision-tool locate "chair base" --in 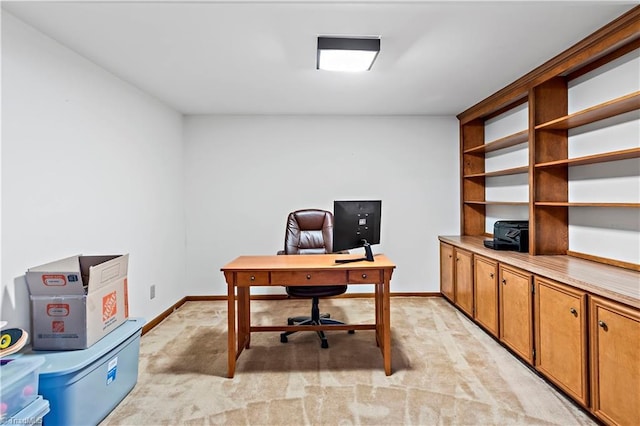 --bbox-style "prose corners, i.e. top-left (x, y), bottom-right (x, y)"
top-left (280, 296), bottom-right (354, 348)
